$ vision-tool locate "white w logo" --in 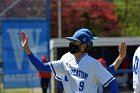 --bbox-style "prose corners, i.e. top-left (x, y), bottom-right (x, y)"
top-left (7, 28), bottom-right (42, 70)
